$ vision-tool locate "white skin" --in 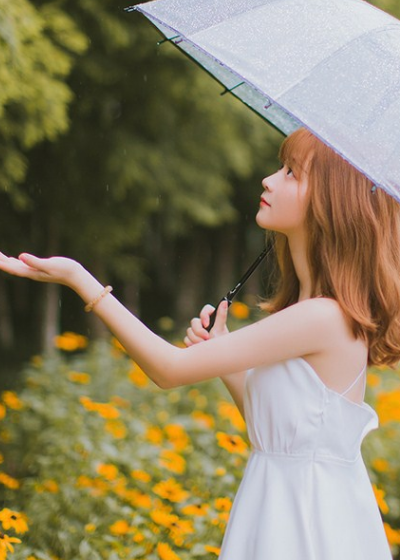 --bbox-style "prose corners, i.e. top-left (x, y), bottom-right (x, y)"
top-left (0, 163), bottom-right (368, 416)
